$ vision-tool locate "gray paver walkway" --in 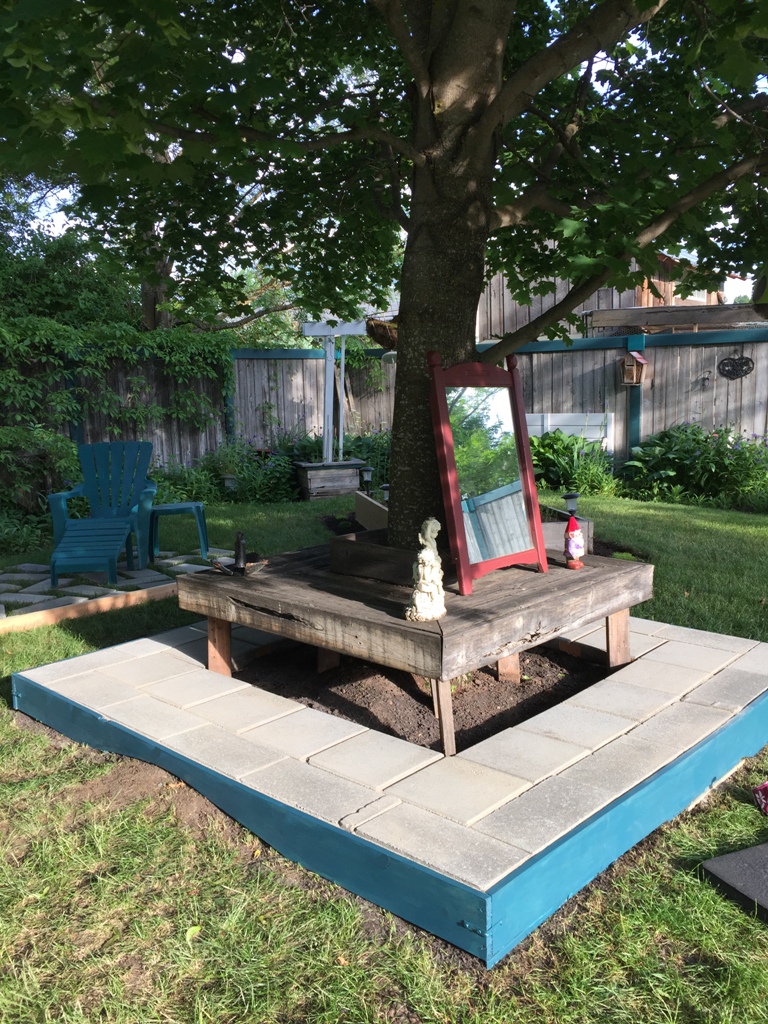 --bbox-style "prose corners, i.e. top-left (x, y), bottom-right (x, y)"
top-left (0, 547), bottom-right (214, 617)
top-left (12, 613), bottom-right (767, 892)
